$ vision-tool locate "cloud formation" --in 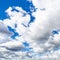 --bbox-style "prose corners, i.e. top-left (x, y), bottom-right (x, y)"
top-left (0, 0), bottom-right (60, 60)
top-left (25, 0), bottom-right (60, 53)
